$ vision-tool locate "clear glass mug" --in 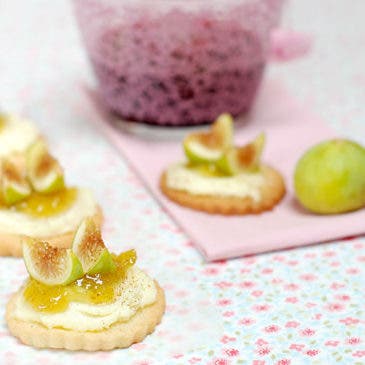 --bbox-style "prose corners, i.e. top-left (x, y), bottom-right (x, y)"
top-left (73, 0), bottom-right (283, 126)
